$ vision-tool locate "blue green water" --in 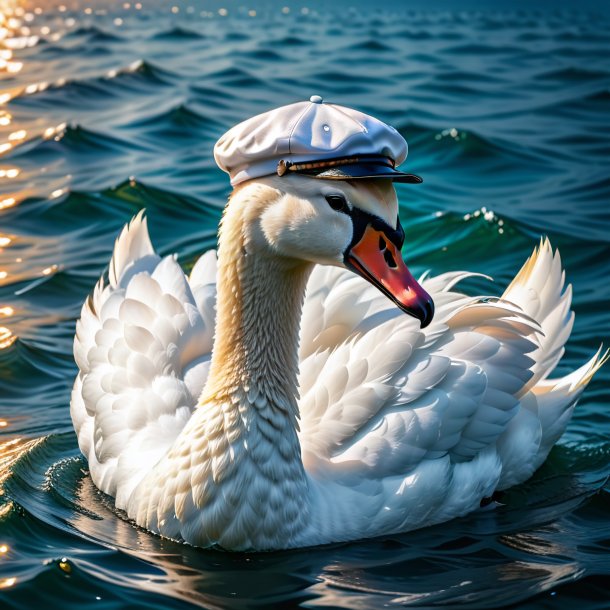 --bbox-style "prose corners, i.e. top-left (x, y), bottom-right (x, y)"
top-left (1, 1), bottom-right (609, 608)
